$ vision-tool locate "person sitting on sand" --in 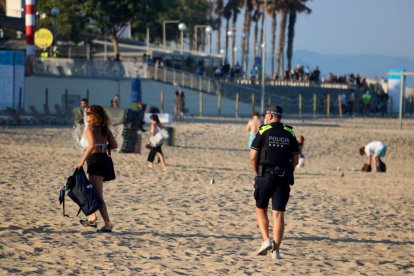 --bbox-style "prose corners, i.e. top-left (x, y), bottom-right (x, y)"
top-left (359, 141), bottom-right (387, 172)
top-left (246, 112), bottom-right (262, 149)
